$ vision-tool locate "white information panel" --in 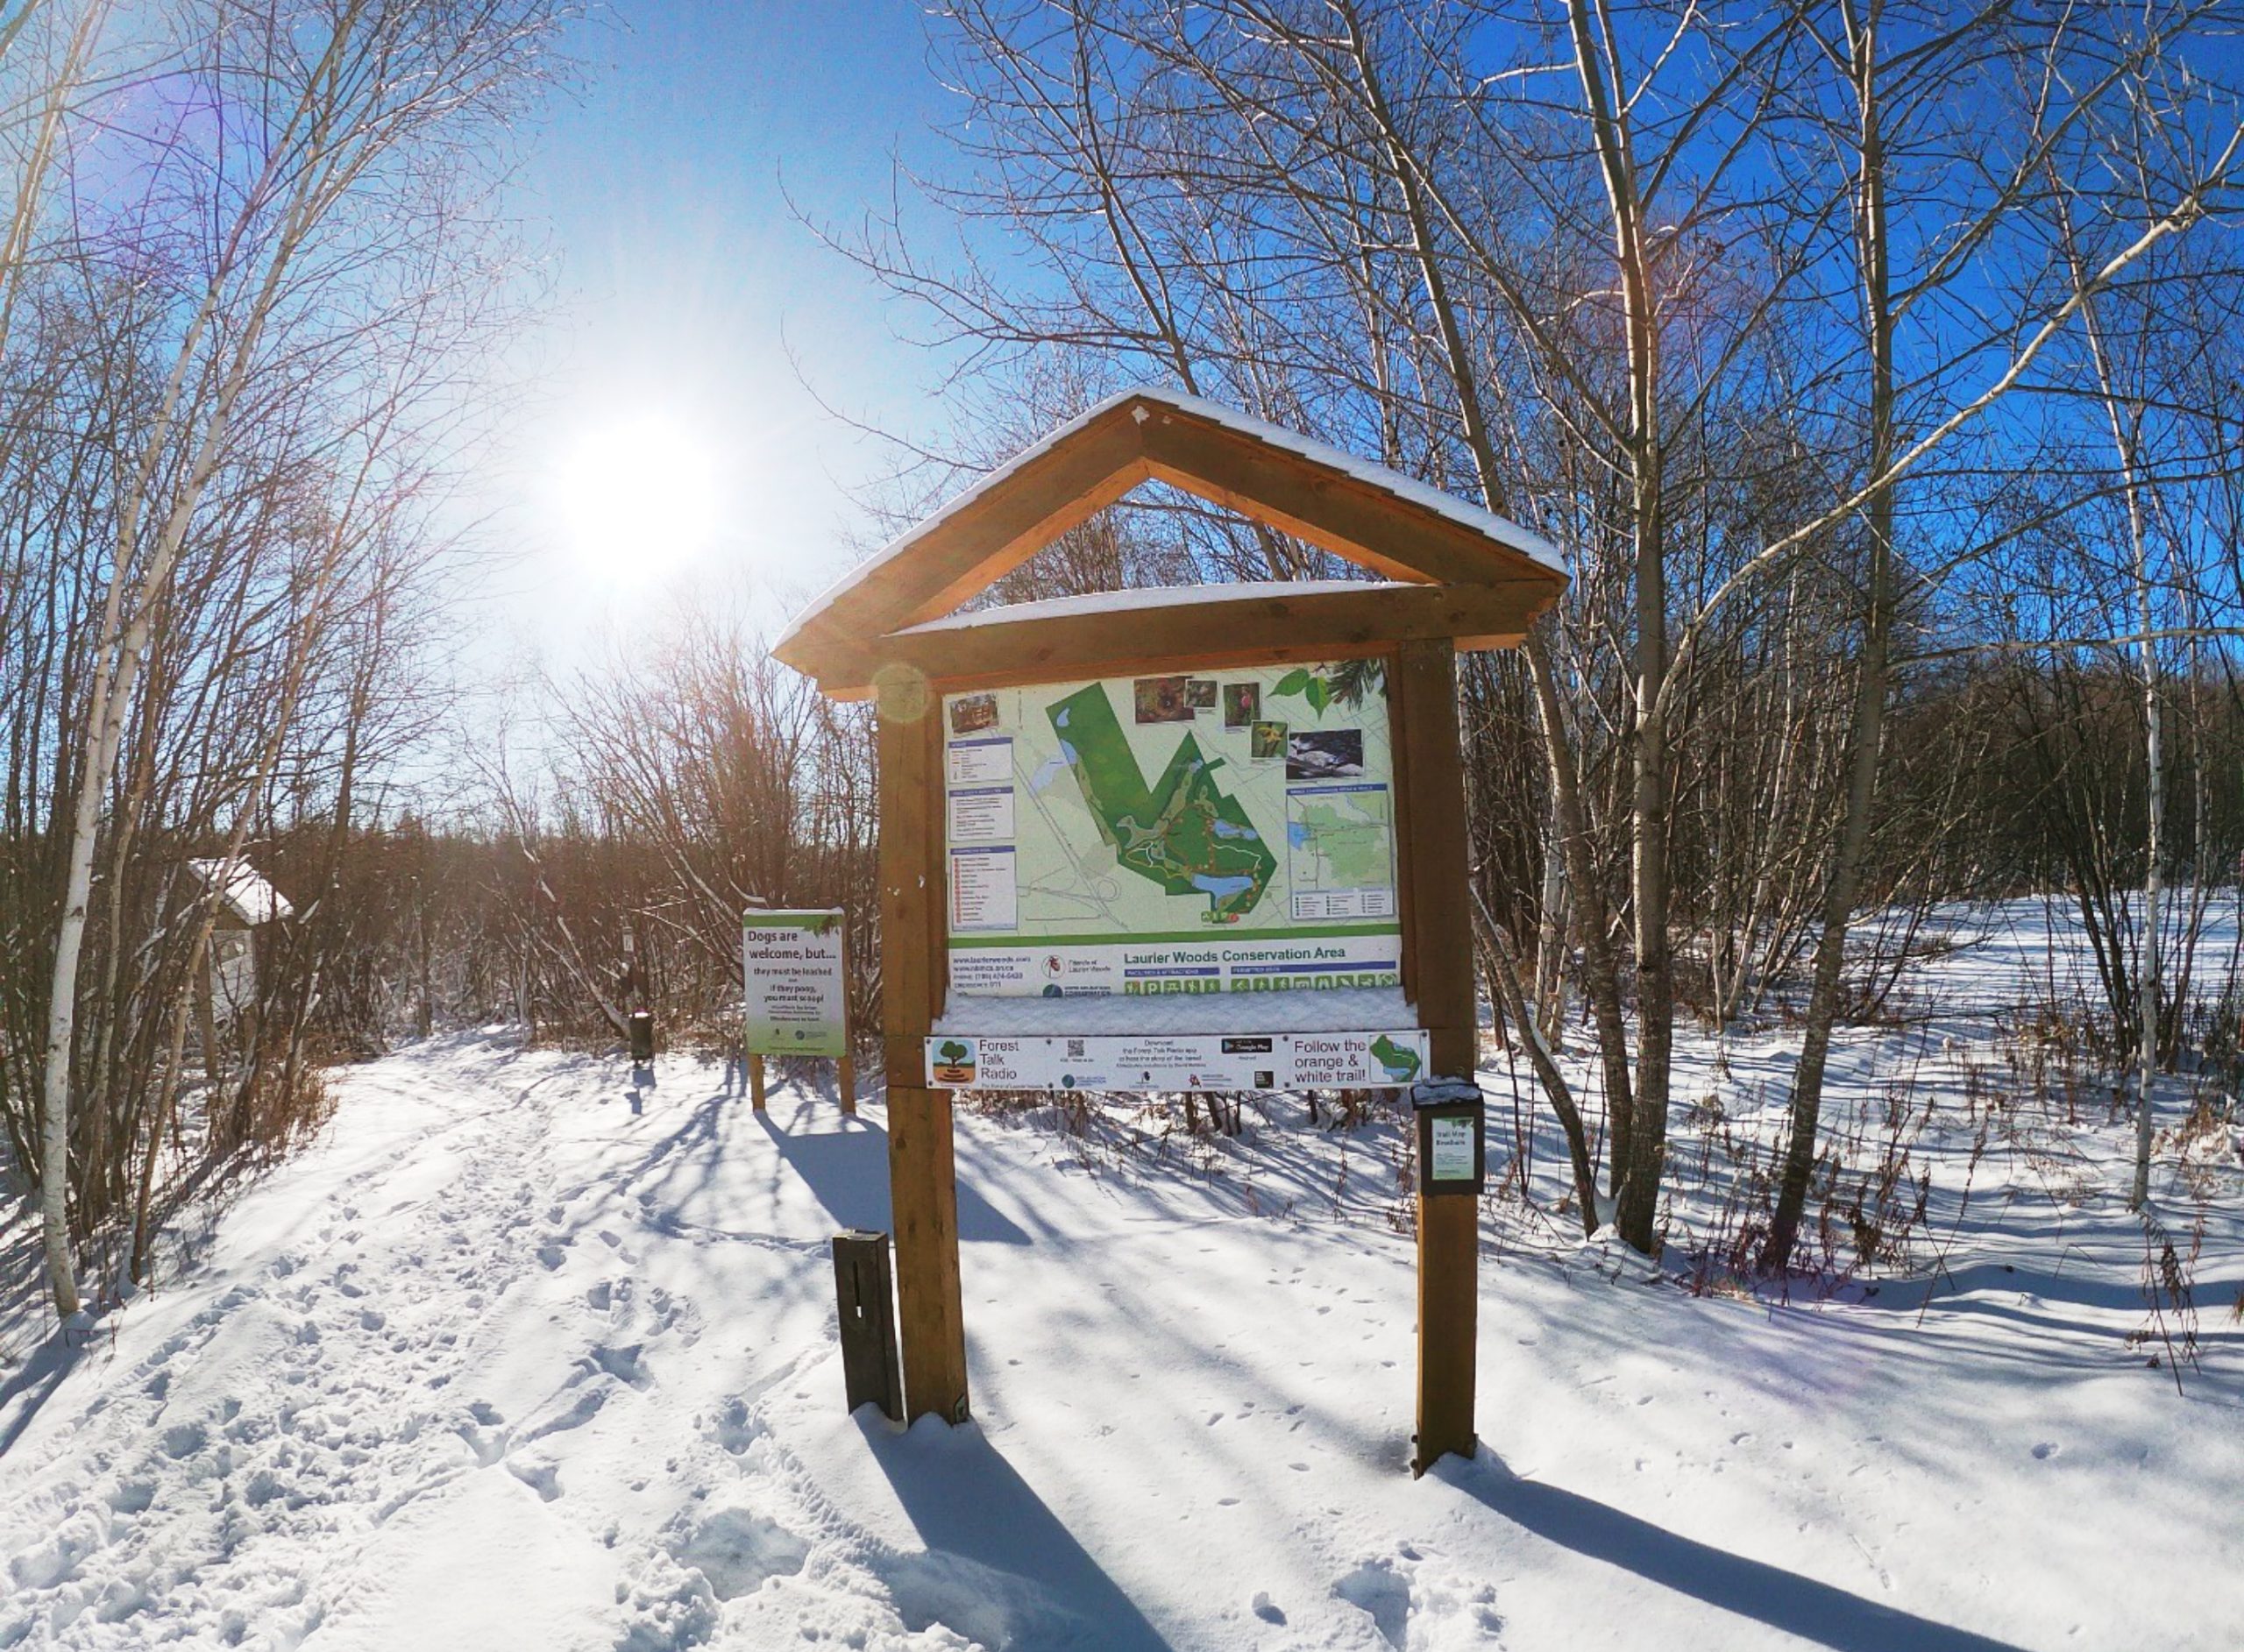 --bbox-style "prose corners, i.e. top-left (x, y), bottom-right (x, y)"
top-left (1428, 1115), bottom-right (1478, 1181)
top-left (924, 1029), bottom-right (1426, 1092)
top-left (742, 910), bottom-right (849, 1059)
